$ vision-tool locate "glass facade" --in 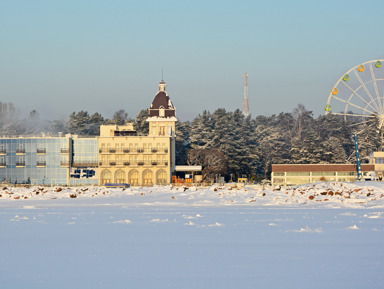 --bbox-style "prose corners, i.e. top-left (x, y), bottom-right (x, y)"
top-left (70, 138), bottom-right (99, 186)
top-left (0, 138), bottom-right (69, 185)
